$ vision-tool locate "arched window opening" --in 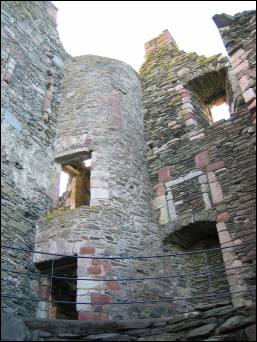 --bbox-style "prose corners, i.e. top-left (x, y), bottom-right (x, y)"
top-left (163, 221), bottom-right (231, 311)
top-left (188, 68), bottom-right (231, 126)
